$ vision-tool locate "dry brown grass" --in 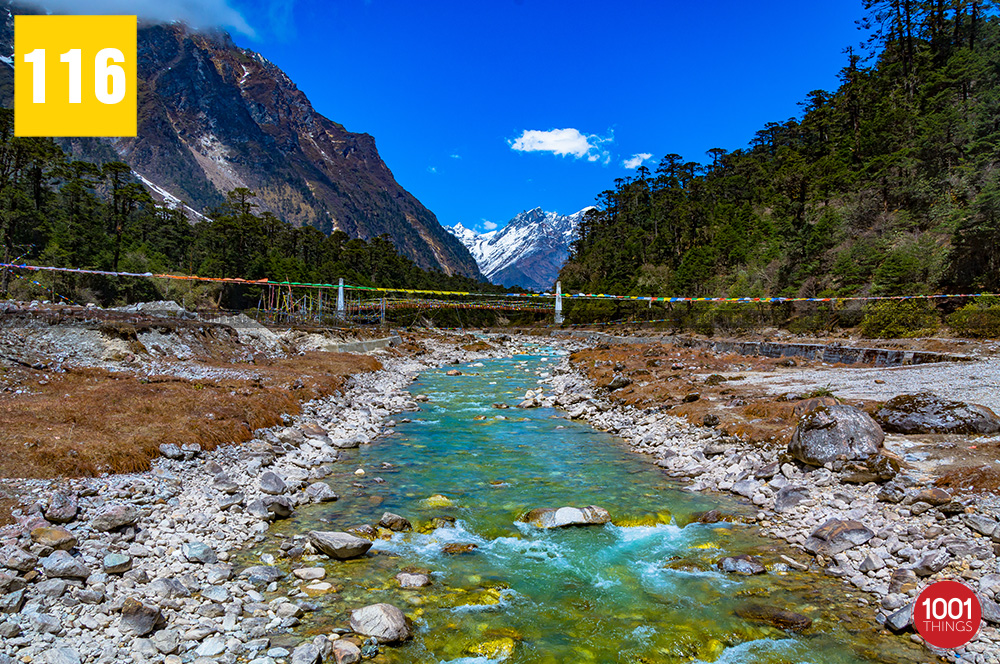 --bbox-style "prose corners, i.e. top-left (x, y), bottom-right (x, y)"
top-left (0, 352), bottom-right (379, 479)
